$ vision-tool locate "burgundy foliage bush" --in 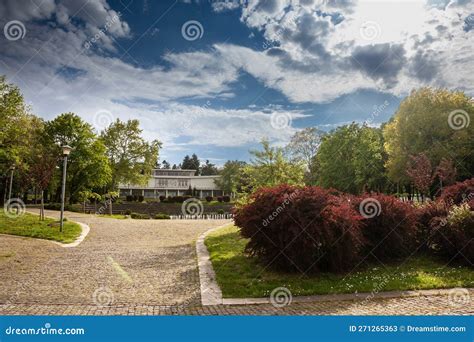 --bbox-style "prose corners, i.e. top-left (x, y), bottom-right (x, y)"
top-left (222, 195), bottom-right (231, 202)
top-left (415, 201), bottom-right (449, 249)
top-left (205, 196), bottom-right (213, 202)
top-left (234, 185), bottom-right (365, 273)
top-left (438, 178), bottom-right (474, 208)
top-left (353, 193), bottom-right (418, 260)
